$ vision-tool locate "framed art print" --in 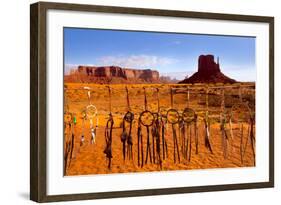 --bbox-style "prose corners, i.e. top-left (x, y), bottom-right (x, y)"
top-left (30, 2), bottom-right (274, 202)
